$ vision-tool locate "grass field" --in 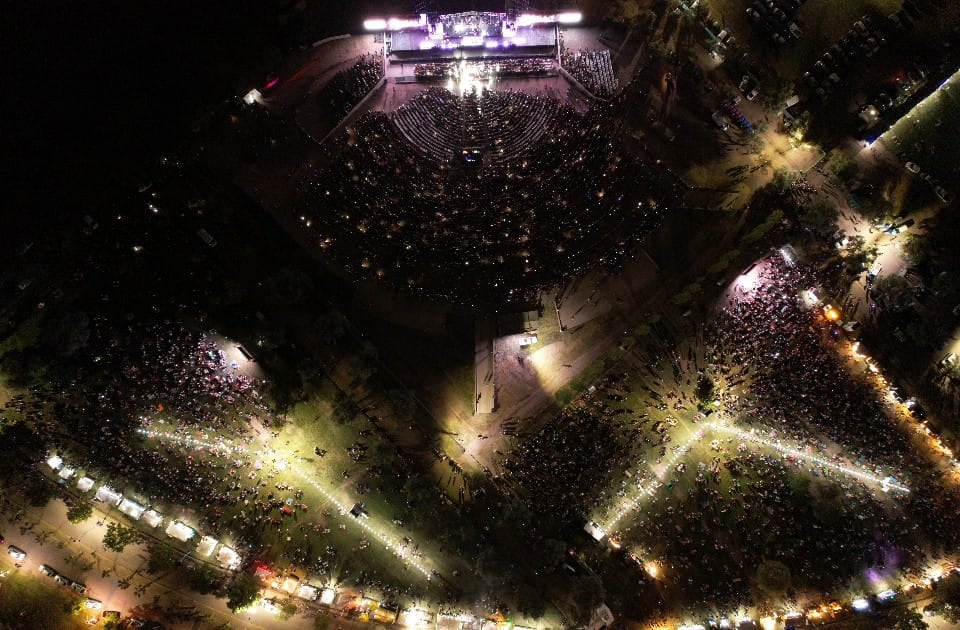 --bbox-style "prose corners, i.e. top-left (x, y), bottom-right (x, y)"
top-left (0, 558), bottom-right (86, 628)
top-left (878, 67), bottom-right (960, 183)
